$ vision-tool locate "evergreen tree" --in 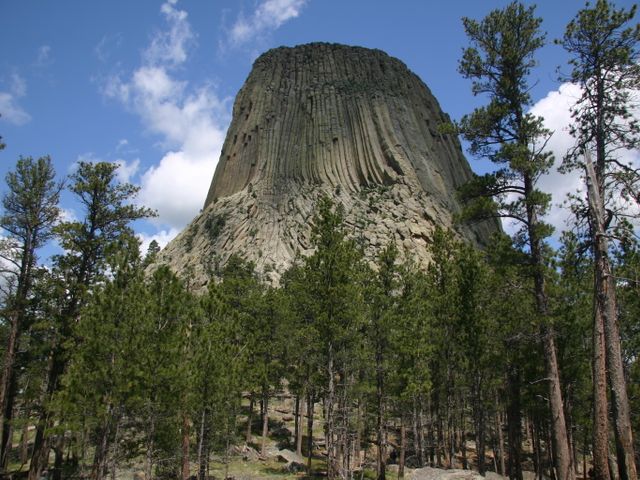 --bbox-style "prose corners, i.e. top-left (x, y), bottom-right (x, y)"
top-left (280, 260), bottom-right (325, 470)
top-left (558, 3), bottom-right (640, 478)
top-left (367, 244), bottom-right (401, 480)
top-left (457, 4), bottom-right (574, 479)
top-left (485, 235), bottom-right (536, 480)
top-left (425, 228), bottom-right (463, 469)
top-left (29, 161), bottom-right (154, 480)
top-left (454, 242), bottom-right (498, 475)
top-left (194, 270), bottom-right (247, 480)
top-left (612, 230), bottom-right (640, 467)
top-left (61, 234), bottom-right (148, 480)
top-left (555, 232), bottom-right (595, 480)
top-left (0, 156), bottom-right (61, 469)
top-left (301, 196), bottom-right (366, 480)
top-left (391, 262), bottom-right (433, 474)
